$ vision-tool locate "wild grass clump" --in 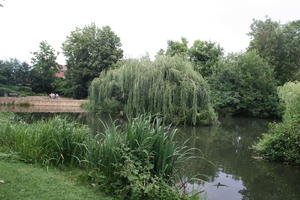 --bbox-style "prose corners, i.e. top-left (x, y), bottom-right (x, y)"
top-left (89, 56), bottom-right (217, 126)
top-left (0, 112), bottom-right (200, 199)
top-left (0, 112), bottom-right (89, 166)
top-left (85, 115), bottom-right (197, 199)
top-left (254, 82), bottom-right (300, 164)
